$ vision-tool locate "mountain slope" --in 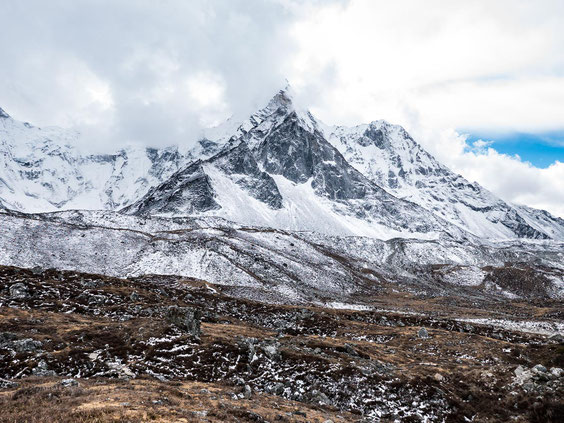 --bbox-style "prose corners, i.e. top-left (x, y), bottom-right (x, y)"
top-left (0, 109), bottom-right (220, 212)
top-left (1, 208), bottom-right (563, 302)
top-left (323, 120), bottom-right (564, 240)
